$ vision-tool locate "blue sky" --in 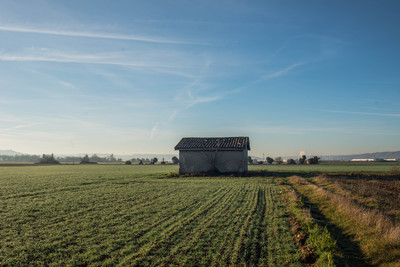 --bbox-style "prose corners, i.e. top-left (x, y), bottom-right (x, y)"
top-left (1, 0), bottom-right (399, 157)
